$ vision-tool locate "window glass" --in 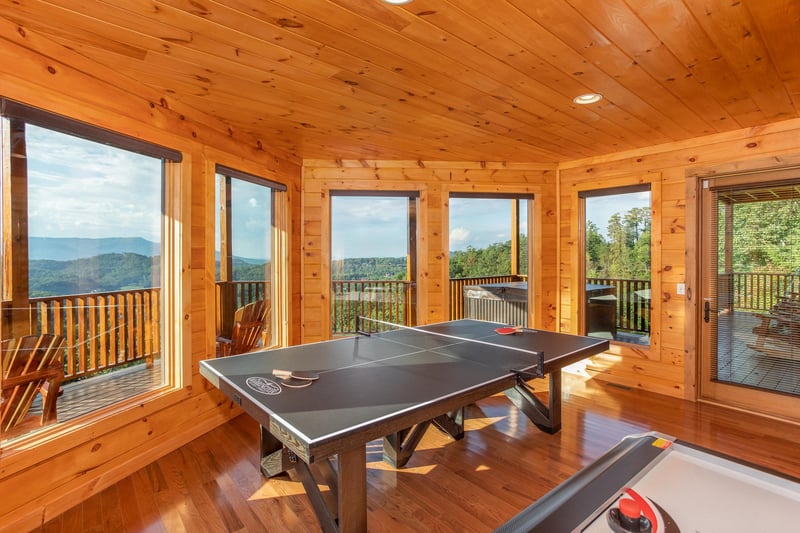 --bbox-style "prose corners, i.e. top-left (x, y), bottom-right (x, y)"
top-left (584, 189), bottom-right (651, 345)
top-left (2, 121), bottom-right (166, 441)
top-left (449, 197), bottom-right (530, 325)
top-left (330, 194), bottom-right (417, 334)
top-left (214, 171), bottom-right (277, 354)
